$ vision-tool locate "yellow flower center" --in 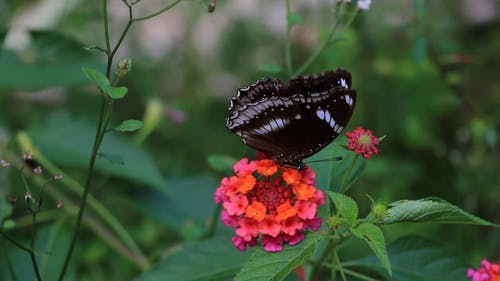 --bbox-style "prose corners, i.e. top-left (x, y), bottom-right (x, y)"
top-left (359, 133), bottom-right (372, 145)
